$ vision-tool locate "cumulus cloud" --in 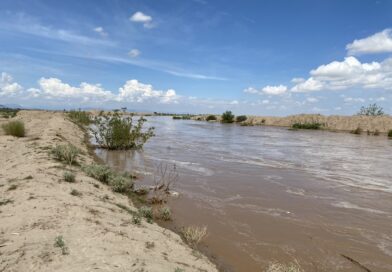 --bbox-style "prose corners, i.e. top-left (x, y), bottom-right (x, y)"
top-left (243, 87), bottom-right (259, 94)
top-left (0, 72), bottom-right (23, 96)
top-left (306, 97), bottom-right (318, 103)
top-left (343, 97), bottom-right (365, 103)
top-left (128, 49), bottom-right (141, 58)
top-left (117, 80), bottom-right (177, 103)
top-left (262, 85), bottom-right (288, 95)
top-left (346, 29), bottom-right (392, 55)
top-left (93, 26), bottom-right (108, 37)
top-left (130, 11), bottom-right (153, 28)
